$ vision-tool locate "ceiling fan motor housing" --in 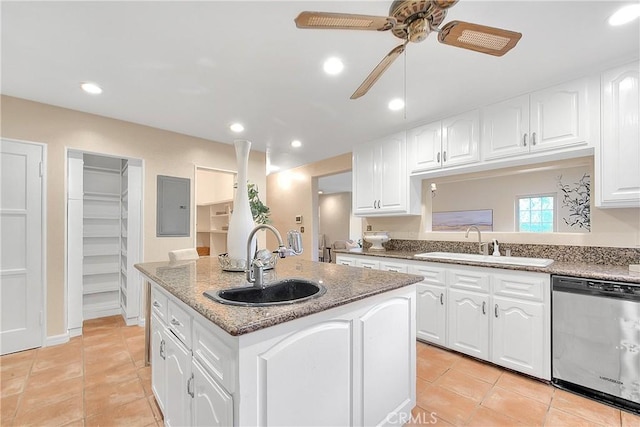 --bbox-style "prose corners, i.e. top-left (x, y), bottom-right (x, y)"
top-left (389, 0), bottom-right (453, 41)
